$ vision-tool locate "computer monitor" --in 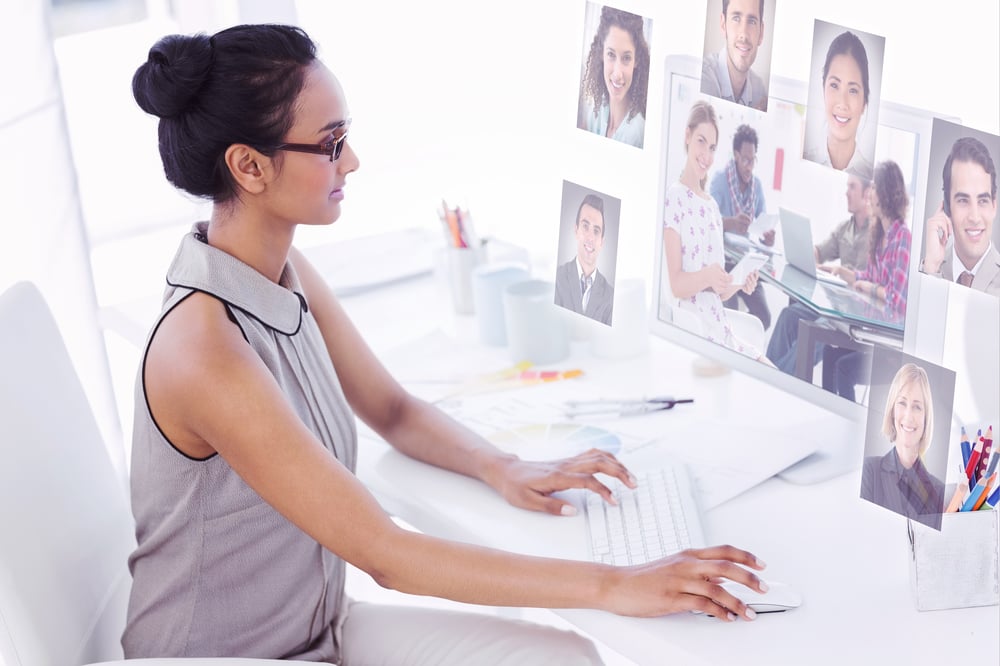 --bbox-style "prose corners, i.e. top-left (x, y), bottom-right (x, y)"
top-left (649, 54), bottom-right (949, 483)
